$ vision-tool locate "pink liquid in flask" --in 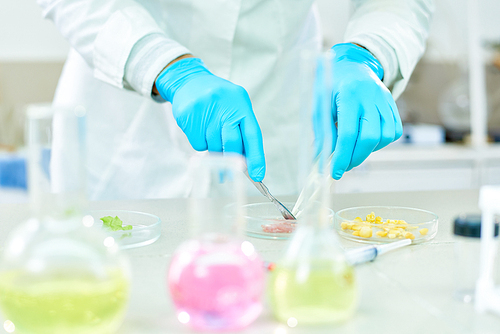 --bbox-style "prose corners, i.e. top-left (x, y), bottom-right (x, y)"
top-left (167, 237), bottom-right (264, 331)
